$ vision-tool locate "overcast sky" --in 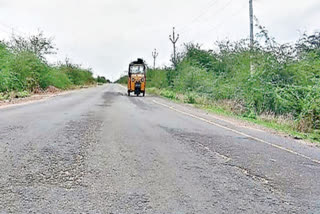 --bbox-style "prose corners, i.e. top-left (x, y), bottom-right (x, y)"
top-left (0, 0), bottom-right (319, 81)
